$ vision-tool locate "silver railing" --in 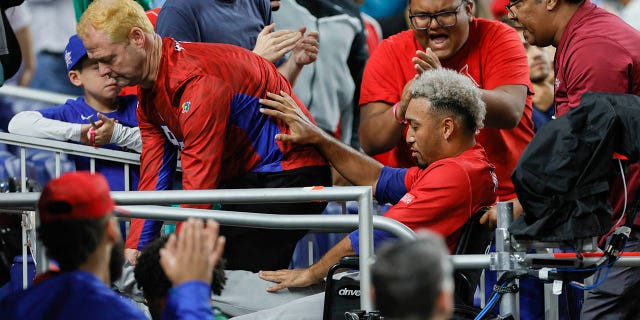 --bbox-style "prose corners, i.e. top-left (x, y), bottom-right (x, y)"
top-left (0, 186), bottom-right (414, 312)
top-left (0, 85), bottom-right (74, 105)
